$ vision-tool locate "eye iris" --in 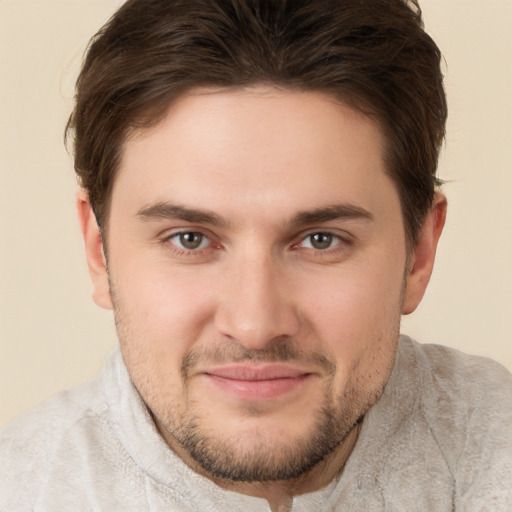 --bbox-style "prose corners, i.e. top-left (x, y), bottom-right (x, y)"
top-left (180, 232), bottom-right (203, 249)
top-left (311, 233), bottom-right (332, 249)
